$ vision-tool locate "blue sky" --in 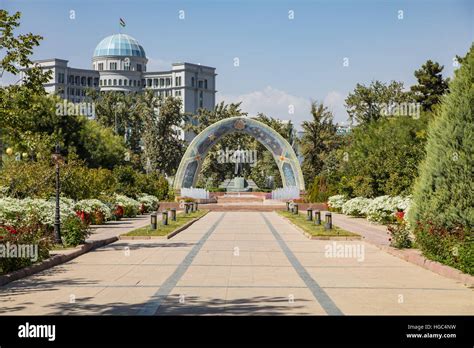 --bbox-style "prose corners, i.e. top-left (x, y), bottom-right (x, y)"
top-left (1, 0), bottom-right (473, 126)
